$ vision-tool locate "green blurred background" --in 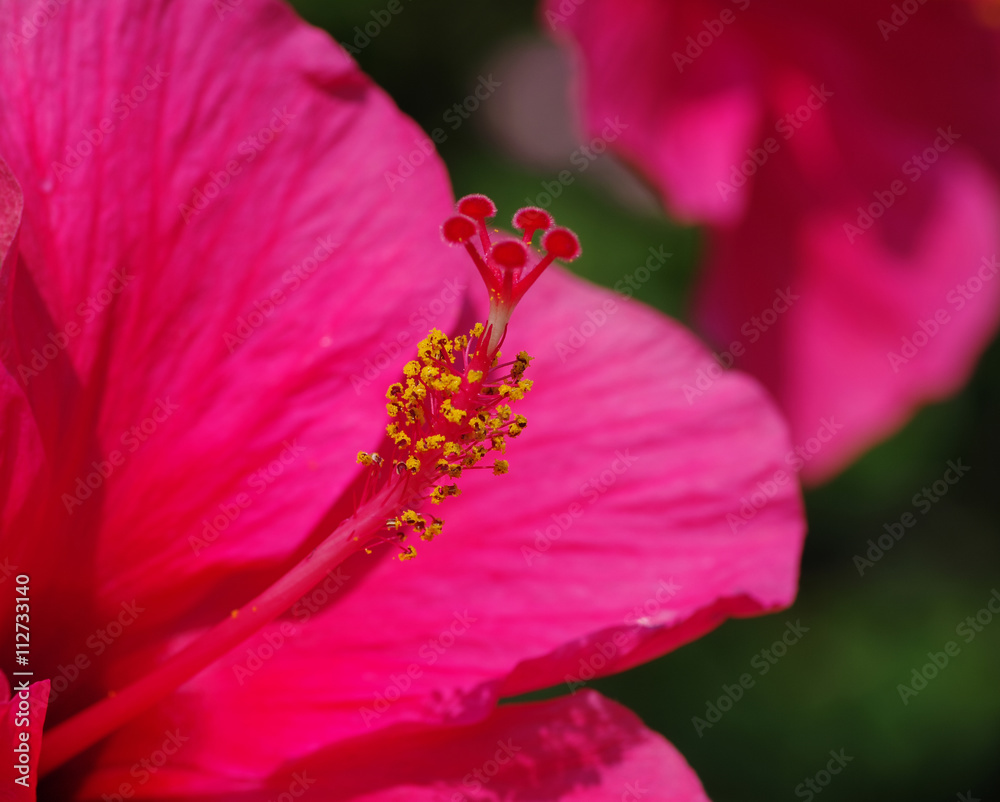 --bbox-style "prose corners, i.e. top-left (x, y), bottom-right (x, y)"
top-left (293, 2), bottom-right (1000, 798)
